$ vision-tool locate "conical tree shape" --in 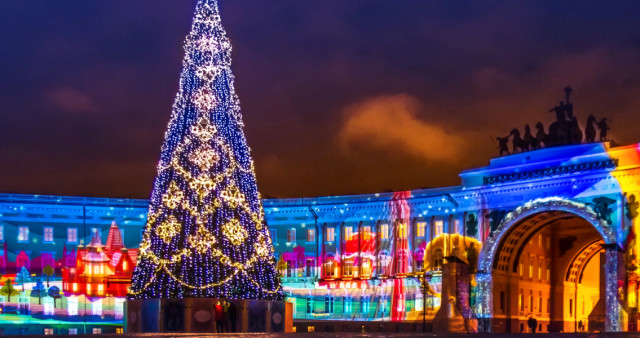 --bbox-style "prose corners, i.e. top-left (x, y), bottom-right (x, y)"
top-left (129, 0), bottom-right (282, 300)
